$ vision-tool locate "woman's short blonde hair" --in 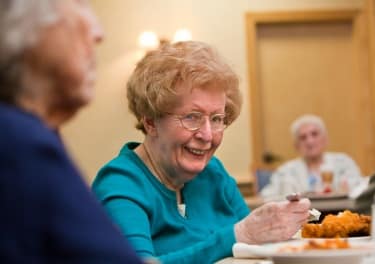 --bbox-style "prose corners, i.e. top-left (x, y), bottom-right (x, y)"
top-left (290, 114), bottom-right (327, 140)
top-left (127, 41), bottom-right (242, 133)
